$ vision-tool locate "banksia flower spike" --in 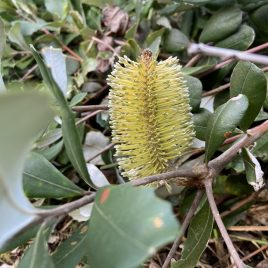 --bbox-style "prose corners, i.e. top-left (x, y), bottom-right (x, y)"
top-left (107, 49), bottom-right (194, 180)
